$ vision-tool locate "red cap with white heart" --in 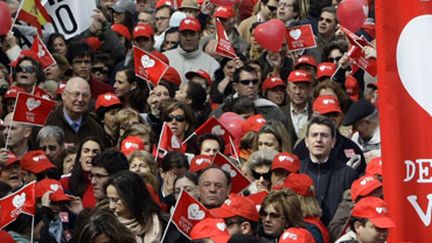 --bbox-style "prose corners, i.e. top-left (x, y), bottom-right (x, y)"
top-left (316, 62), bottom-right (337, 80)
top-left (185, 69), bottom-right (212, 86)
top-left (287, 70), bottom-right (312, 83)
top-left (213, 6), bottom-right (235, 19)
top-left (20, 150), bottom-right (55, 174)
top-left (345, 74), bottom-right (360, 102)
top-left (279, 227), bottom-right (315, 243)
top-left (366, 157), bottom-right (382, 177)
top-left (4, 86), bottom-right (26, 101)
top-left (262, 75), bottom-right (286, 92)
top-left (272, 152), bottom-right (300, 173)
top-left (35, 178), bottom-right (64, 198)
top-left (294, 55), bottom-right (317, 68)
top-left (190, 218), bottom-right (231, 243)
top-left (281, 173), bottom-right (314, 196)
top-left (95, 92), bottom-right (122, 111)
top-left (179, 17), bottom-right (201, 32)
top-left (351, 175), bottom-right (382, 201)
top-left (351, 197), bottom-right (396, 228)
top-left (210, 193), bottom-right (260, 222)
top-left (121, 136), bottom-right (145, 156)
top-left (312, 95), bottom-right (342, 115)
top-left (133, 23), bottom-right (155, 39)
top-left (241, 114), bottom-right (266, 133)
top-left (190, 154), bottom-right (212, 173)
